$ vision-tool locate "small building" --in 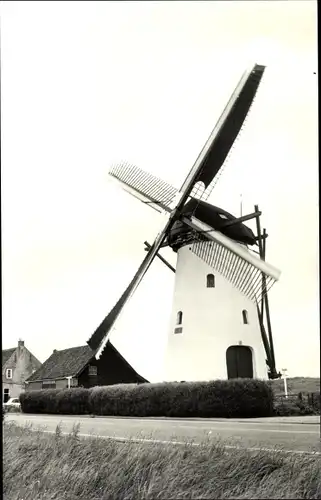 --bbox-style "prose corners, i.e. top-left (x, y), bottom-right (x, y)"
top-left (25, 341), bottom-right (147, 390)
top-left (2, 340), bottom-right (42, 402)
